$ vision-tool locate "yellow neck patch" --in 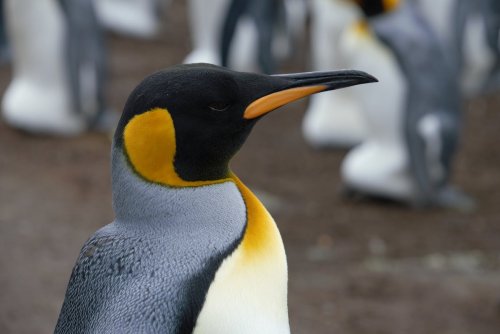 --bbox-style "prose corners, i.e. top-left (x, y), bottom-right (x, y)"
top-left (231, 174), bottom-right (285, 264)
top-left (353, 19), bottom-right (371, 37)
top-left (123, 108), bottom-right (231, 187)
